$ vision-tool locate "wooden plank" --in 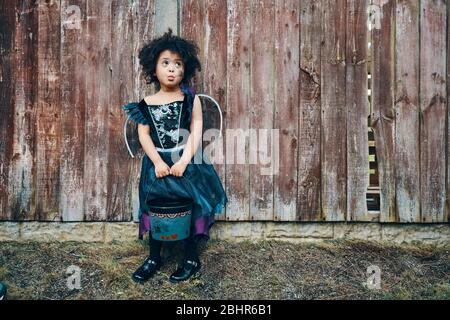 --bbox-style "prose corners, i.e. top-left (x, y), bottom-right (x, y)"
top-left (203, 0), bottom-right (228, 221)
top-left (448, 0), bottom-right (450, 223)
top-left (181, 0), bottom-right (205, 93)
top-left (250, 0), bottom-right (275, 221)
top-left (83, 0), bottom-right (111, 221)
top-left (8, 0), bottom-right (39, 221)
top-left (395, 0), bottom-right (420, 222)
top-left (60, 0), bottom-right (87, 221)
top-left (298, 0), bottom-right (322, 221)
top-left (371, 0), bottom-right (396, 222)
top-left (154, 0), bottom-right (179, 36)
top-left (224, 0), bottom-right (251, 221)
top-left (135, 0), bottom-right (156, 99)
top-left (419, 0), bottom-right (447, 222)
top-left (273, 0), bottom-right (299, 221)
top-left (320, 0), bottom-right (347, 221)
top-left (0, 0), bottom-right (16, 220)
top-left (35, 0), bottom-right (61, 221)
top-left (107, 0), bottom-right (135, 221)
top-left (345, 0), bottom-right (370, 221)
top-left (130, 0), bottom-right (156, 222)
